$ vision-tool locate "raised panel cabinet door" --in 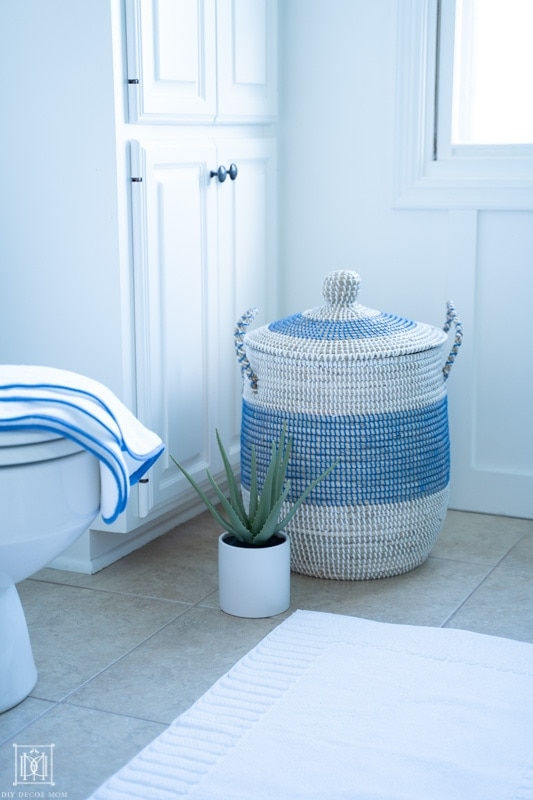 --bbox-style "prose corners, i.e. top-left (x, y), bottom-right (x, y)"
top-left (215, 138), bottom-right (278, 460)
top-left (125, 0), bottom-right (217, 123)
top-left (130, 138), bottom-right (221, 516)
top-left (216, 0), bottom-right (278, 121)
